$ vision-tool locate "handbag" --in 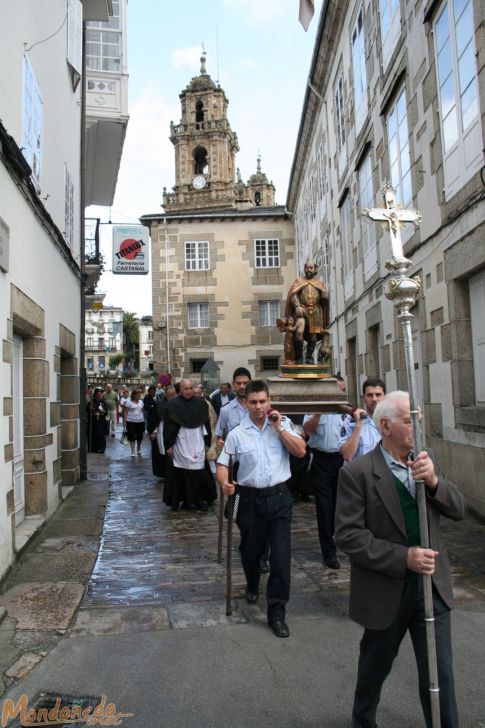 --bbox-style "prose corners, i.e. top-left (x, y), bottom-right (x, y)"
top-left (120, 428), bottom-right (128, 445)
